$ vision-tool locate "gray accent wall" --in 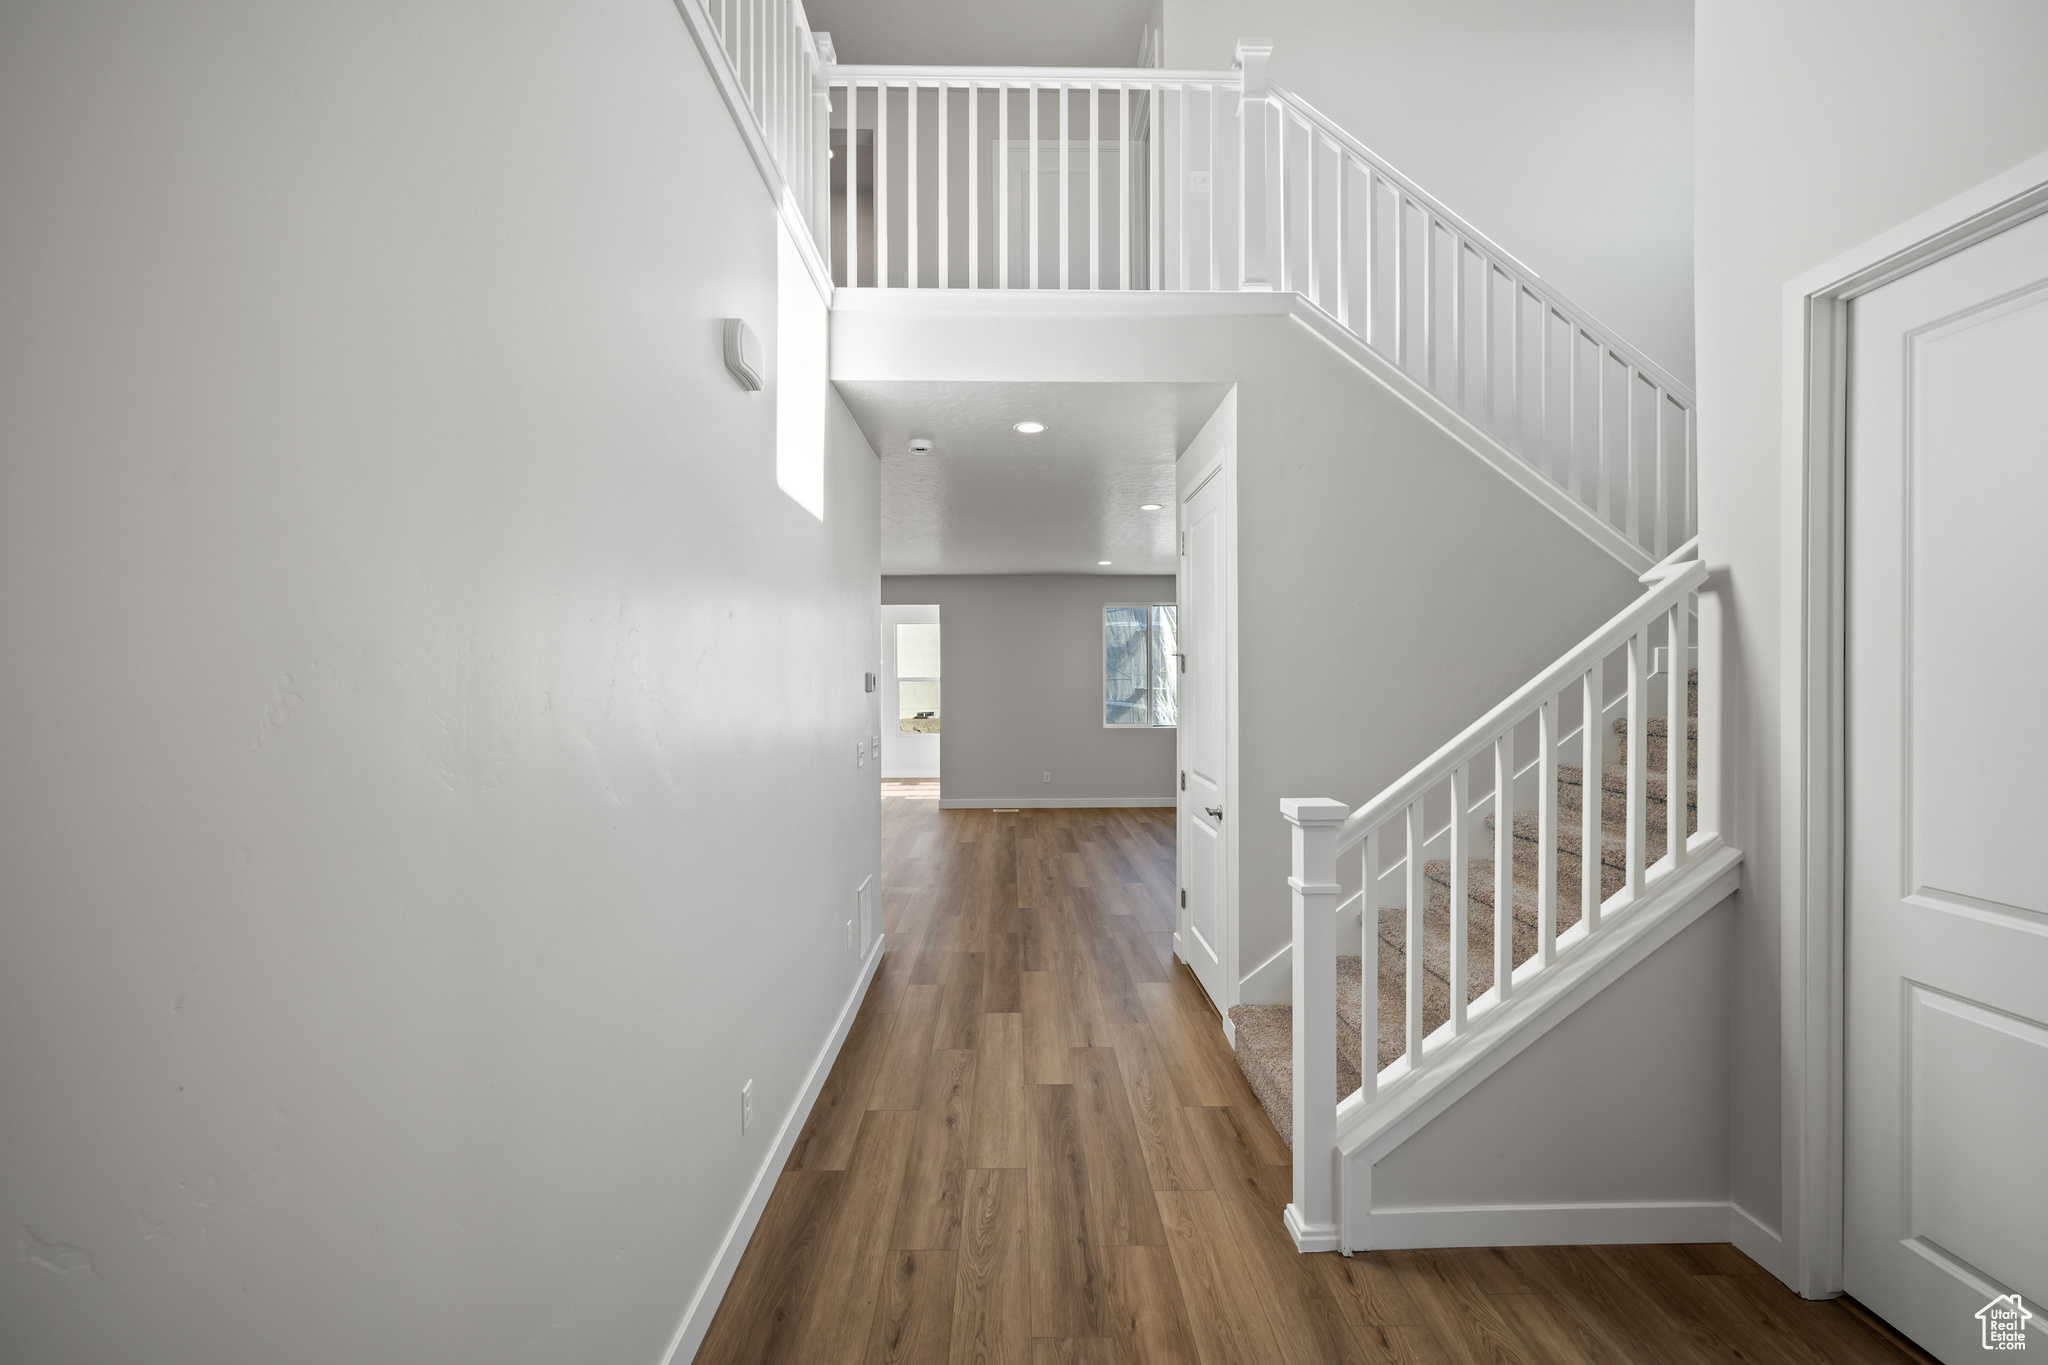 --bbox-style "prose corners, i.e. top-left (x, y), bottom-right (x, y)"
top-left (883, 575), bottom-right (1178, 805)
